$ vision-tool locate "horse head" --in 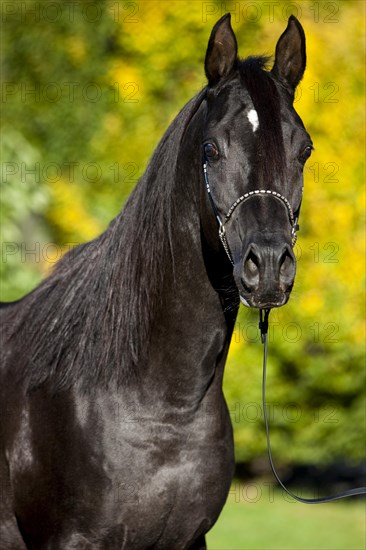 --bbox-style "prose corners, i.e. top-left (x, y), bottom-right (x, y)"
top-left (202, 14), bottom-right (313, 309)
